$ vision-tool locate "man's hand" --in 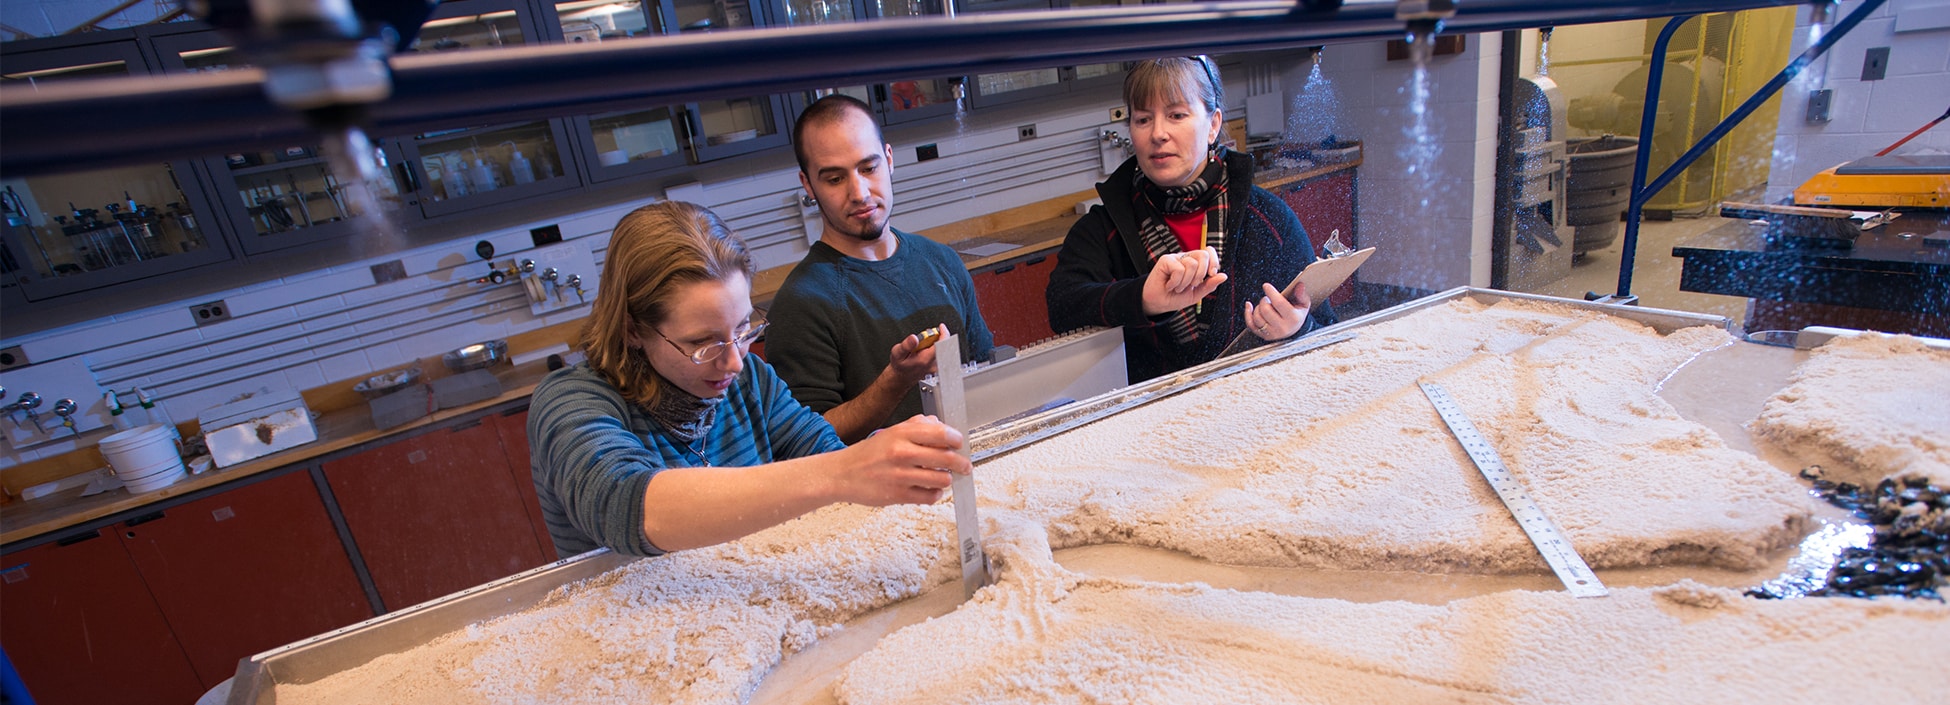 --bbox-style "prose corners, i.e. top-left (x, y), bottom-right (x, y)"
top-left (1244, 281), bottom-right (1311, 341)
top-left (886, 324), bottom-right (945, 384)
top-left (1141, 247), bottom-right (1228, 316)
